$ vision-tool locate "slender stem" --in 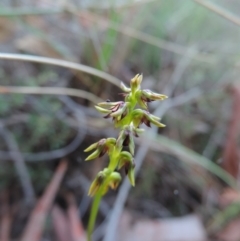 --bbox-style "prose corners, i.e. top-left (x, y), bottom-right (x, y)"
top-left (87, 145), bottom-right (120, 240)
top-left (87, 191), bottom-right (103, 241)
